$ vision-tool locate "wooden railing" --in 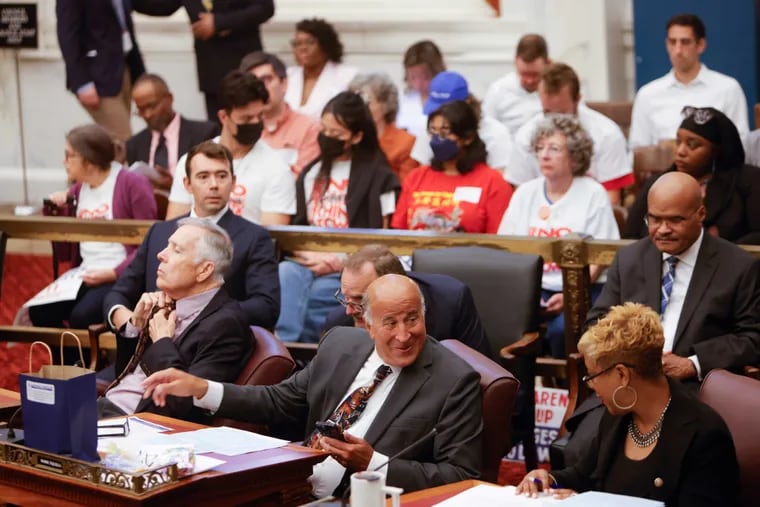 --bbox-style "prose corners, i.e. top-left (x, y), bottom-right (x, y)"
top-left (2, 216), bottom-right (760, 356)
